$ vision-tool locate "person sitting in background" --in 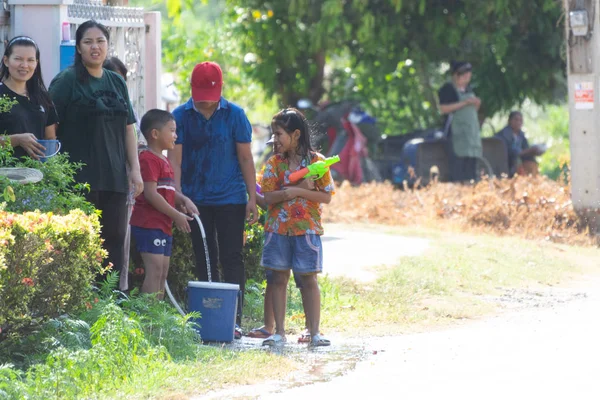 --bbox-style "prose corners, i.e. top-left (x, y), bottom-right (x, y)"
top-left (495, 111), bottom-right (539, 177)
